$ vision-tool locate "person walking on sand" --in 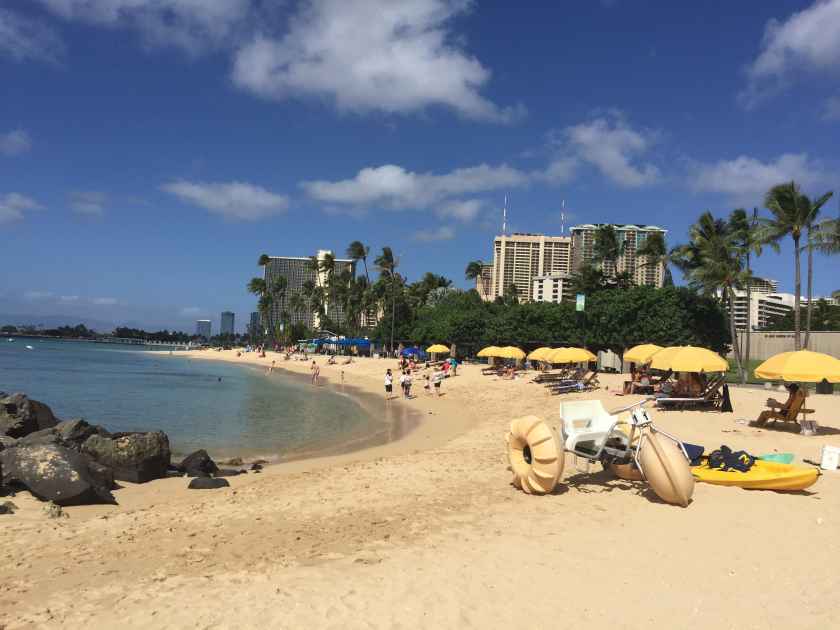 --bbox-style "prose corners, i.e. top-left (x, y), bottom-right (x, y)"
top-left (404, 369), bottom-right (413, 399)
top-left (399, 370), bottom-right (407, 398)
top-left (384, 369), bottom-right (393, 400)
top-left (423, 373), bottom-right (431, 395)
top-left (432, 368), bottom-right (444, 396)
top-left (310, 360), bottom-right (320, 385)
